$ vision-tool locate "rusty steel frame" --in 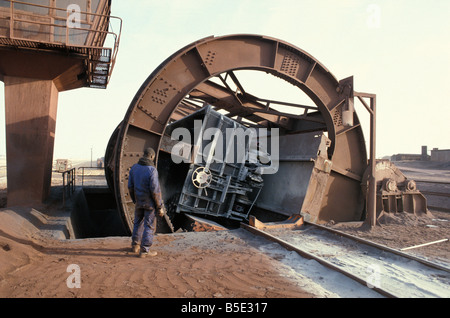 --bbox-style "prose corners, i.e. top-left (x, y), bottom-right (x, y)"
top-left (106, 35), bottom-right (372, 233)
